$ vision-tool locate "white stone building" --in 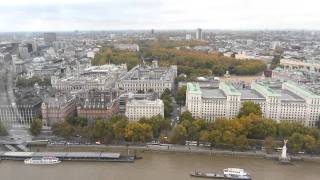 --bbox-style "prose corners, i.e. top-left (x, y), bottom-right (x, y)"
top-left (280, 58), bottom-right (320, 72)
top-left (114, 44), bottom-right (139, 51)
top-left (125, 97), bottom-right (164, 121)
top-left (117, 61), bottom-right (177, 95)
top-left (186, 81), bottom-right (320, 127)
top-left (51, 64), bottom-right (127, 91)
